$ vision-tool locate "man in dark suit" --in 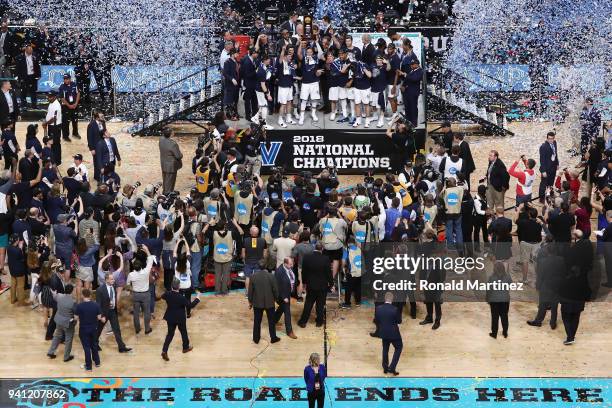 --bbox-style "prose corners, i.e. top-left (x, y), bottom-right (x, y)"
top-left (454, 133), bottom-right (476, 189)
top-left (87, 110), bottom-right (105, 181)
top-left (248, 268), bottom-right (280, 344)
top-left (95, 272), bottom-right (132, 353)
top-left (298, 243), bottom-right (334, 328)
top-left (361, 34), bottom-right (376, 65)
top-left (95, 129), bottom-right (121, 176)
top-left (280, 13), bottom-right (299, 35)
top-left (274, 257), bottom-right (297, 339)
top-left (161, 278), bottom-right (195, 361)
top-left (527, 241), bottom-right (562, 329)
top-left (400, 59), bottom-right (423, 128)
top-left (15, 45), bottom-right (41, 110)
top-left (158, 128), bottom-right (183, 194)
top-left (222, 48), bottom-right (241, 120)
top-left (0, 80), bottom-right (20, 126)
top-left (374, 292), bottom-right (403, 375)
top-left (539, 131), bottom-right (559, 203)
top-left (485, 150), bottom-right (510, 211)
top-left (559, 230), bottom-right (592, 345)
top-left (578, 97), bottom-right (601, 158)
top-left (240, 48), bottom-right (259, 121)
